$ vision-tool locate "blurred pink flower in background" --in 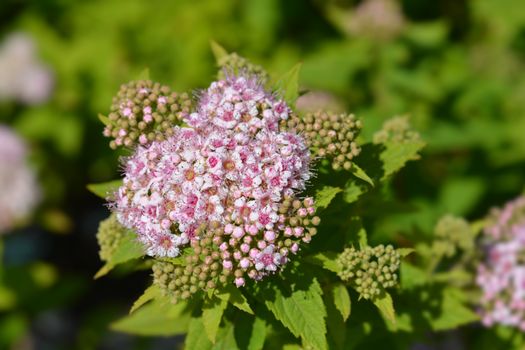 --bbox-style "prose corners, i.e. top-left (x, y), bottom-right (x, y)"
top-left (477, 197), bottom-right (525, 330)
top-left (296, 90), bottom-right (345, 114)
top-left (0, 125), bottom-right (40, 233)
top-left (347, 0), bottom-right (405, 40)
top-left (0, 32), bottom-right (54, 105)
